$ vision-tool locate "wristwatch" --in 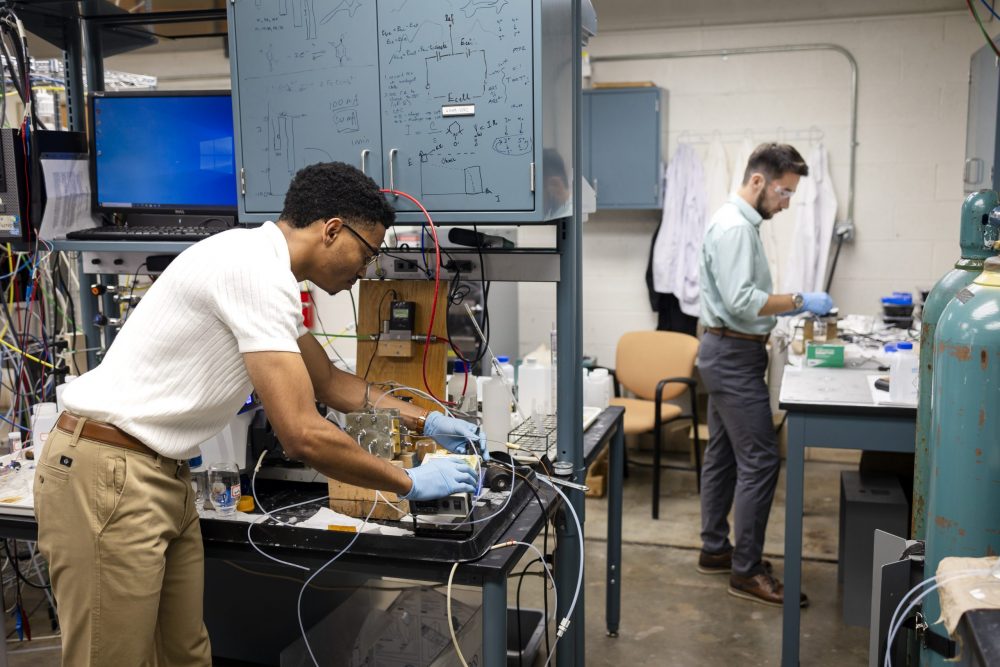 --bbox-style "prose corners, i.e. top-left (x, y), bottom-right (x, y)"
top-left (414, 409), bottom-right (430, 434)
top-left (792, 292), bottom-right (804, 310)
